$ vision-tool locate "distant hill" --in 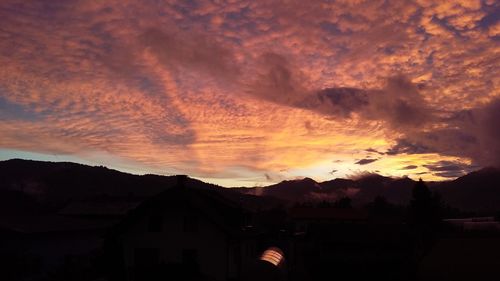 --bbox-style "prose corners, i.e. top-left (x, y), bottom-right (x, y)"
top-left (434, 167), bottom-right (500, 212)
top-left (0, 159), bottom-right (280, 214)
top-left (1, 159), bottom-right (500, 213)
top-left (238, 169), bottom-right (500, 212)
top-left (238, 174), bottom-right (415, 206)
top-left (0, 159), bottom-right (175, 206)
